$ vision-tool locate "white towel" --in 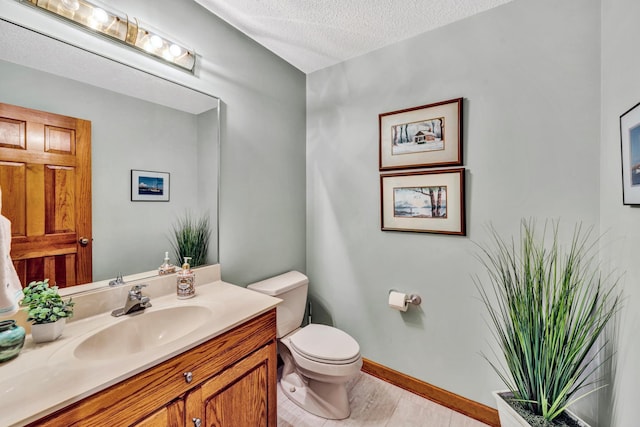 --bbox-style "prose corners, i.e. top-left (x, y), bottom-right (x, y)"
top-left (0, 187), bottom-right (22, 316)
